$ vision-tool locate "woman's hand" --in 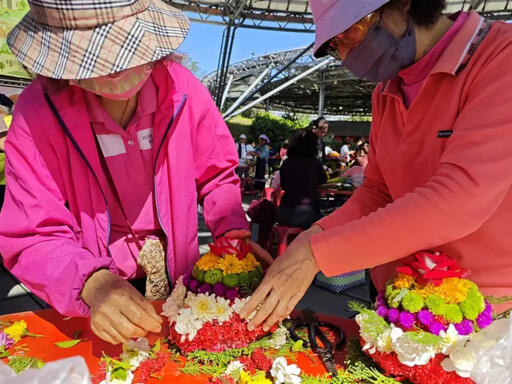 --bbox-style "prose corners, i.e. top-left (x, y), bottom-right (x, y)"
top-left (240, 225), bottom-right (324, 331)
top-left (223, 230), bottom-right (274, 267)
top-left (81, 270), bottom-right (163, 345)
